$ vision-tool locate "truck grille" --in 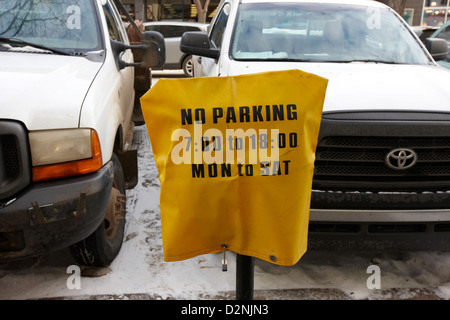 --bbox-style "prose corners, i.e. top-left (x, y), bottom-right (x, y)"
top-left (2, 135), bottom-right (20, 180)
top-left (0, 121), bottom-right (30, 202)
top-left (314, 136), bottom-right (450, 192)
